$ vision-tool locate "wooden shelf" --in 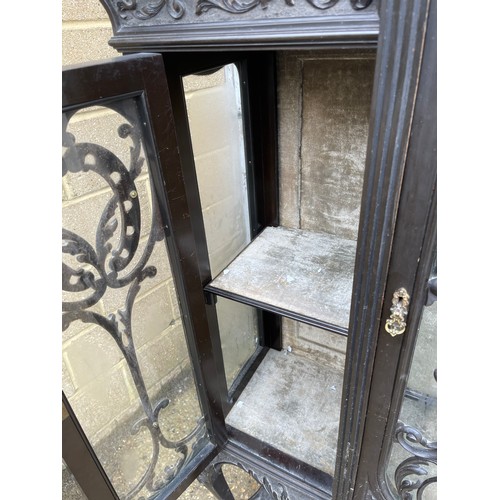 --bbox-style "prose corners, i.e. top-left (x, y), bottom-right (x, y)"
top-left (205, 226), bottom-right (356, 335)
top-left (226, 348), bottom-right (344, 476)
